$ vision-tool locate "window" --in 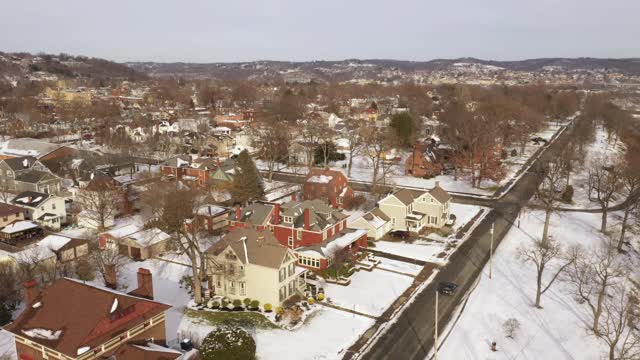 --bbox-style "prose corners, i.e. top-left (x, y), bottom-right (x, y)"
top-left (296, 229), bottom-right (302, 240)
top-left (287, 236), bottom-right (293, 247)
top-left (288, 262), bottom-right (295, 277)
top-left (52, 203), bottom-right (56, 210)
top-left (284, 216), bottom-right (293, 223)
top-left (288, 281), bottom-right (294, 296)
top-left (298, 255), bottom-right (320, 268)
top-left (431, 216), bottom-right (437, 224)
top-left (279, 268), bottom-right (286, 282)
top-left (2, 217), bottom-right (6, 222)
top-left (322, 231), bottom-right (327, 240)
top-left (279, 286), bottom-right (286, 301)
top-left (240, 282), bottom-right (246, 296)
